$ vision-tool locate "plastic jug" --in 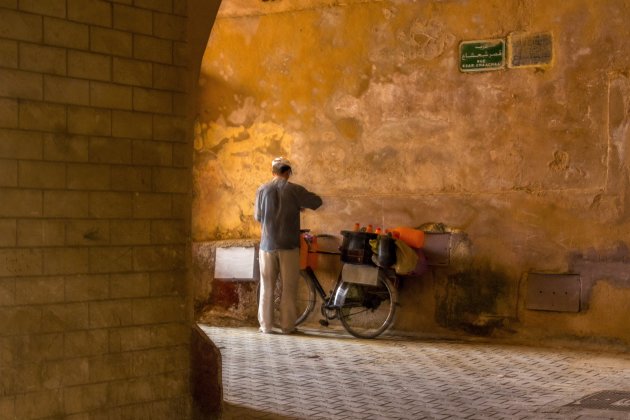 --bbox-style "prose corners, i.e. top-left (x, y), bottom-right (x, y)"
top-left (299, 233), bottom-right (318, 269)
